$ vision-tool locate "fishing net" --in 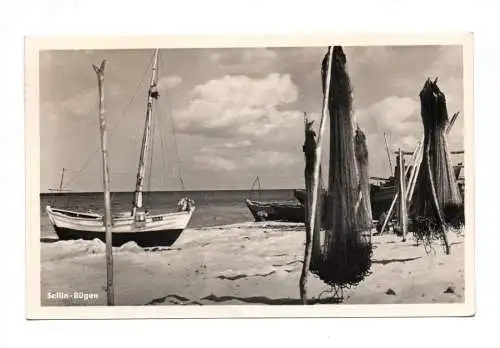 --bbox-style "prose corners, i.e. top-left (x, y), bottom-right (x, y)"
top-left (304, 47), bottom-right (373, 288)
top-left (411, 78), bottom-right (464, 238)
